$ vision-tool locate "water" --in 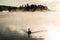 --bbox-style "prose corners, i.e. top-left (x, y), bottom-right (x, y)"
top-left (0, 11), bottom-right (60, 40)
